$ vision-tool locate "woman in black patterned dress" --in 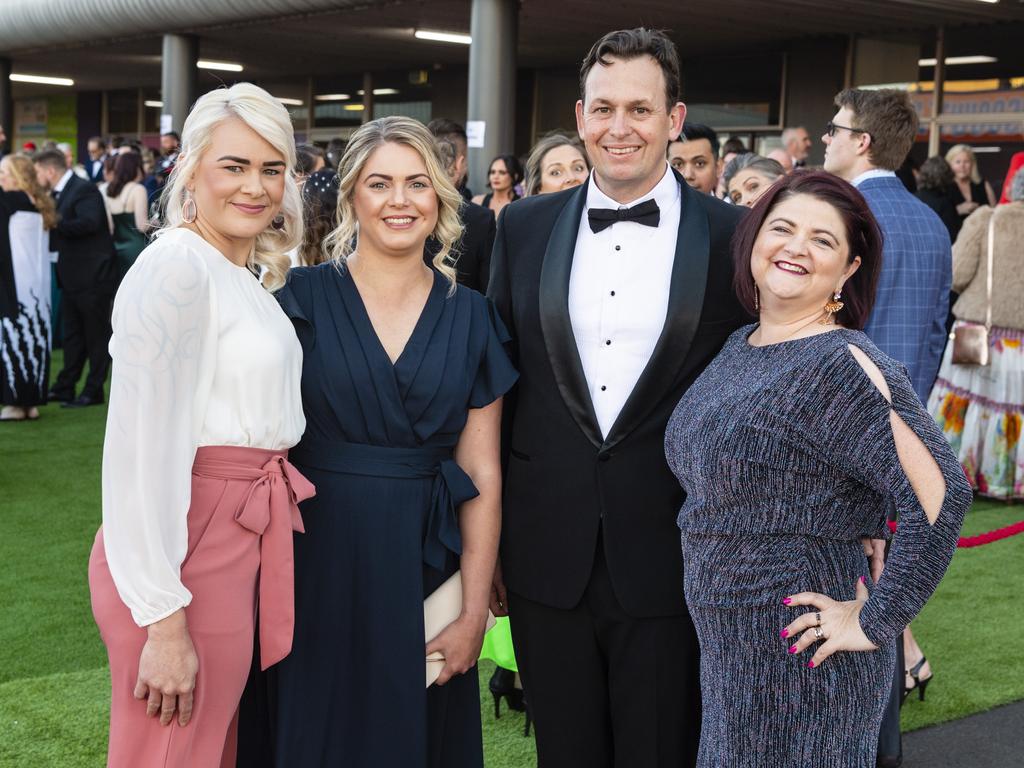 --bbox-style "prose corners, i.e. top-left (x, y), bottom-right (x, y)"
top-left (0, 154), bottom-right (57, 421)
